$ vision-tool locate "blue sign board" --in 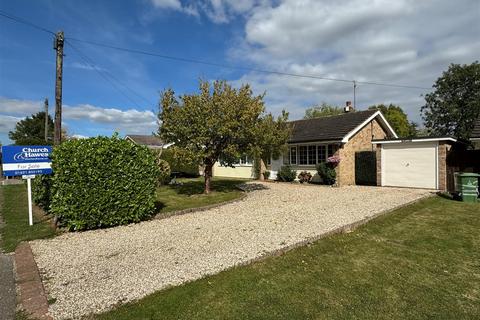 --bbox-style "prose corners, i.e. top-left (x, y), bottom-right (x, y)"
top-left (1, 145), bottom-right (53, 177)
